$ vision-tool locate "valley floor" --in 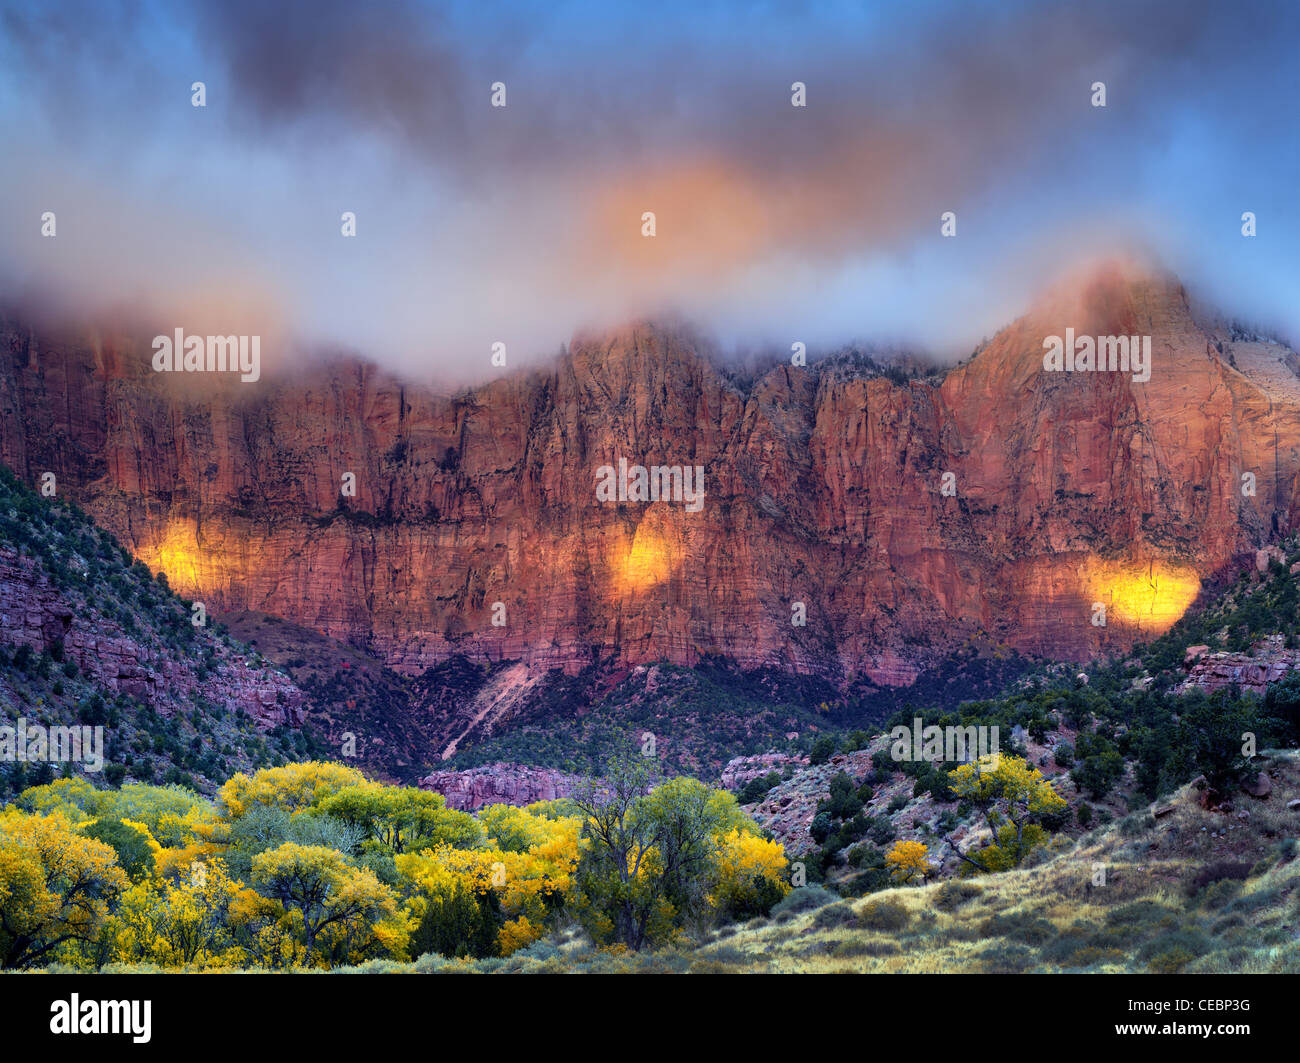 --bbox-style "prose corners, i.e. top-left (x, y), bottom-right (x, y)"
top-left (54, 751), bottom-right (1299, 976)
